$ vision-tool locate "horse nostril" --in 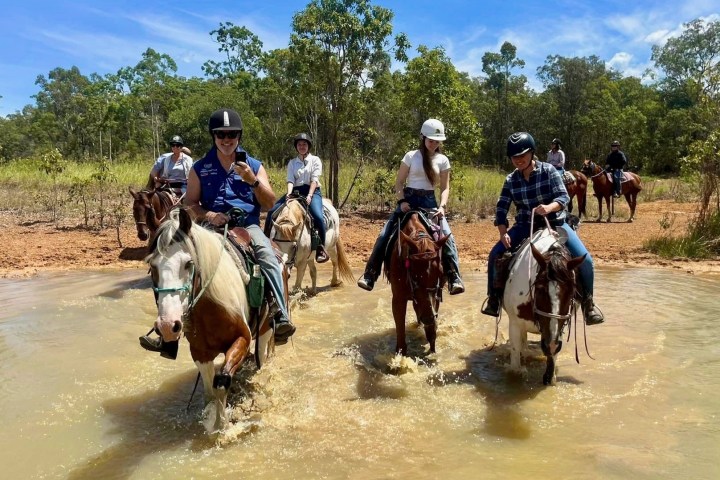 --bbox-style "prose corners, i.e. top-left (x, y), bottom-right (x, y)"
top-left (172, 321), bottom-right (182, 333)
